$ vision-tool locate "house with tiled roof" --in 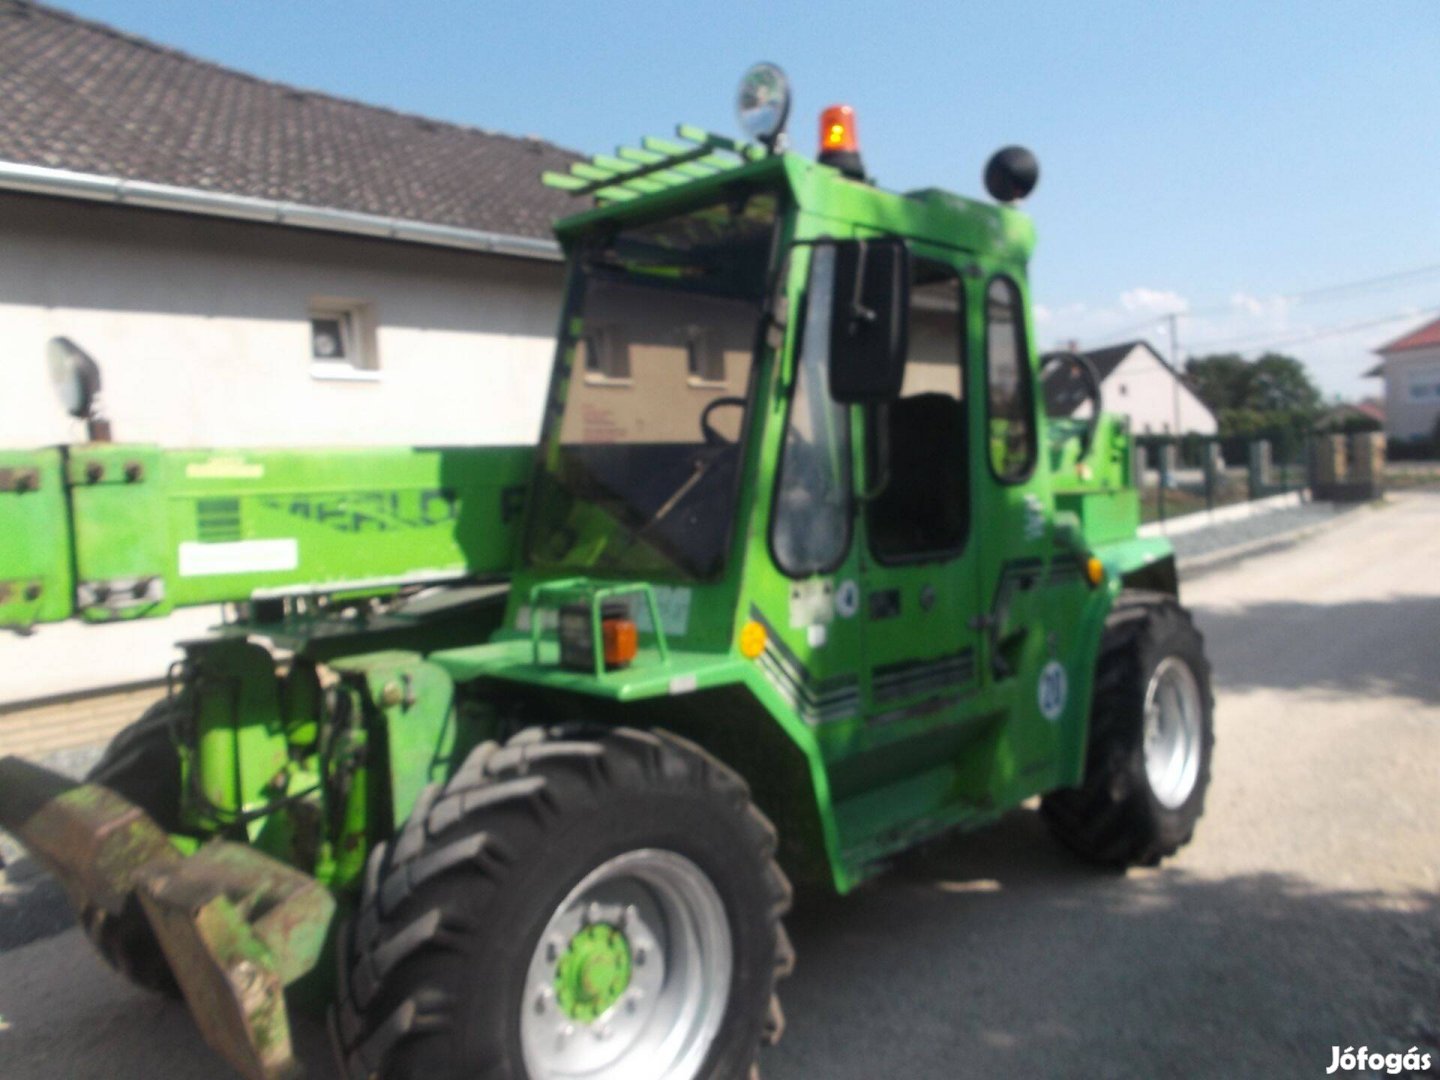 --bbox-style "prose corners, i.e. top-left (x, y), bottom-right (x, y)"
top-left (1366, 315), bottom-right (1440, 443)
top-left (1041, 340), bottom-right (1217, 436)
top-left (0, 0), bottom-right (582, 448)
